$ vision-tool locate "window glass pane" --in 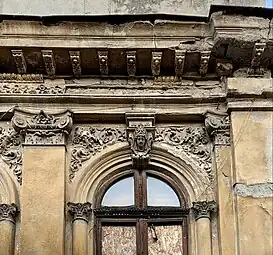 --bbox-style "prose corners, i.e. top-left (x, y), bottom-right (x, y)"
top-left (102, 177), bottom-right (134, 206)
top-left (147, 177), bottom-right (180, 206)
top-left (102, 226), bottom-right (136, 255)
